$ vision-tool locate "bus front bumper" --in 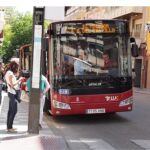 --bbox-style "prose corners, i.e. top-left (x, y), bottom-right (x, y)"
top-left (51, 102), bottom-right (132, 116)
